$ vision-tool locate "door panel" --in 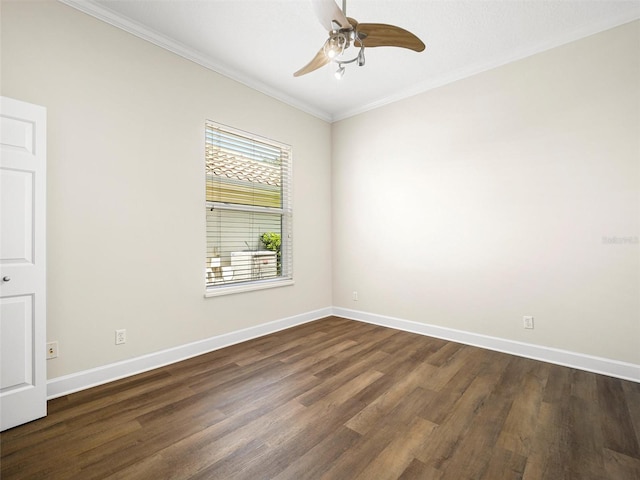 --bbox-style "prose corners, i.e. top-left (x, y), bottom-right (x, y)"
top-left (0, 295), bottom-right (34, 390)
top-left (0, 115), bottom-right (34, 154)
top-left (1, 168), bottom-right (34, 264)
top-left (0, 96), bottom-right (47, 431)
